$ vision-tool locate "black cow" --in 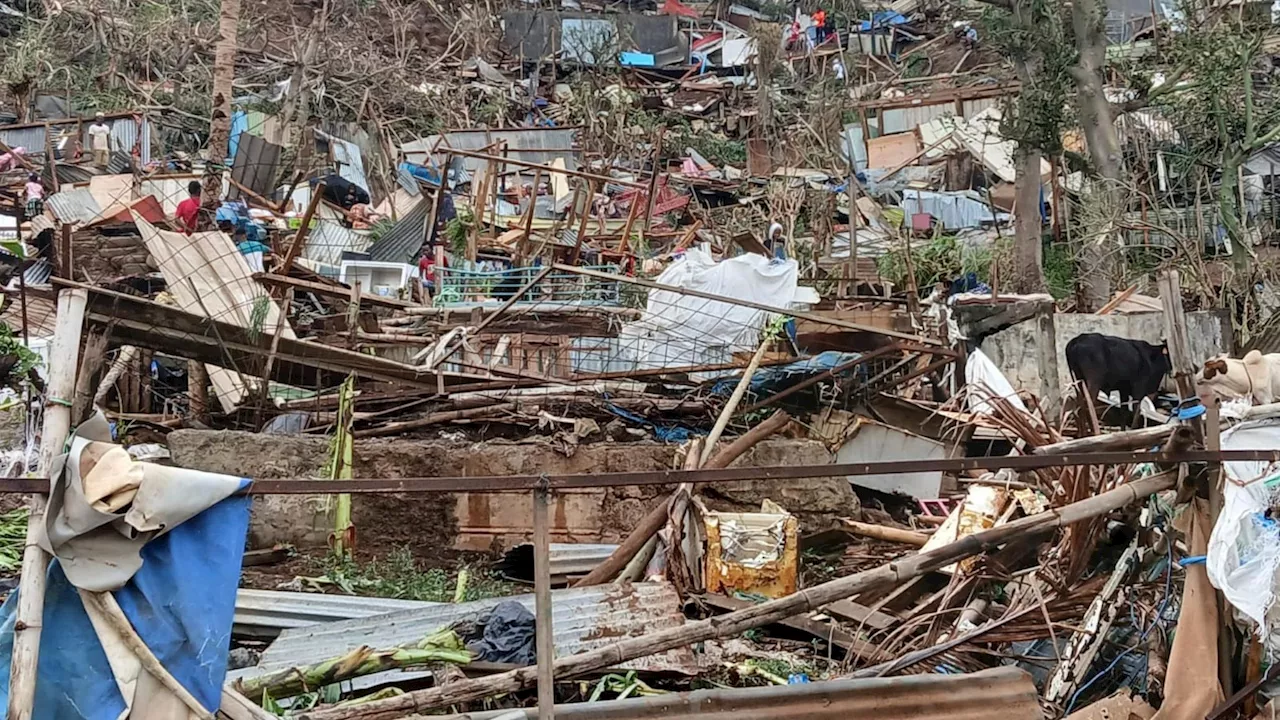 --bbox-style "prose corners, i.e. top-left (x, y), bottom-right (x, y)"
top-left (1064, 333), bottom-right (1171, 428)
